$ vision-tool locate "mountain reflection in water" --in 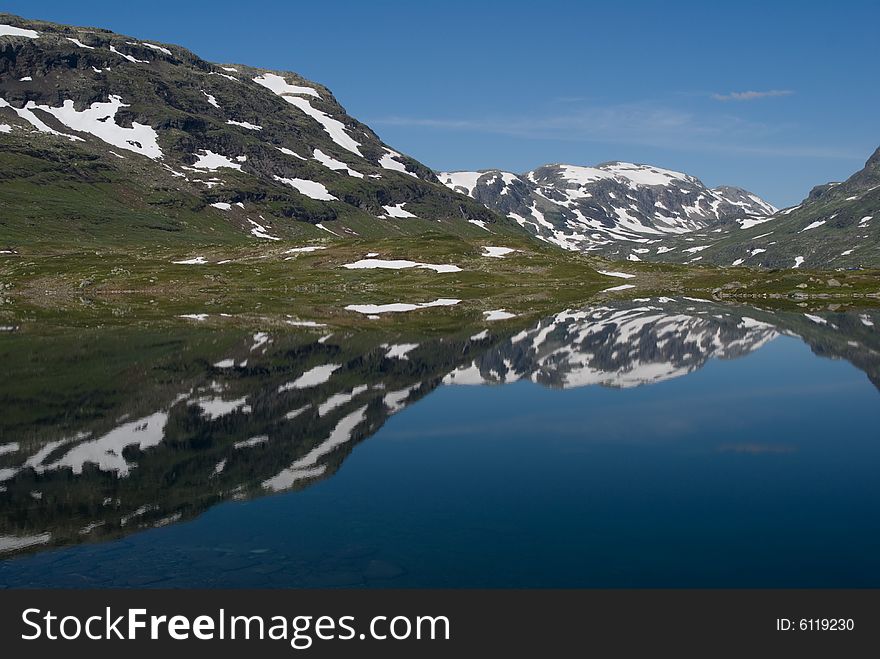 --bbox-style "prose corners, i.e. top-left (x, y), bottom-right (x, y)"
top-left (0, 299), bottom-right (878, 566)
